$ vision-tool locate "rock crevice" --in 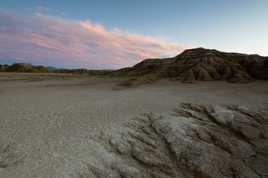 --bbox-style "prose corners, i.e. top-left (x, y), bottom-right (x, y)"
top-left (77, 103), bottom-right (268, 178)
